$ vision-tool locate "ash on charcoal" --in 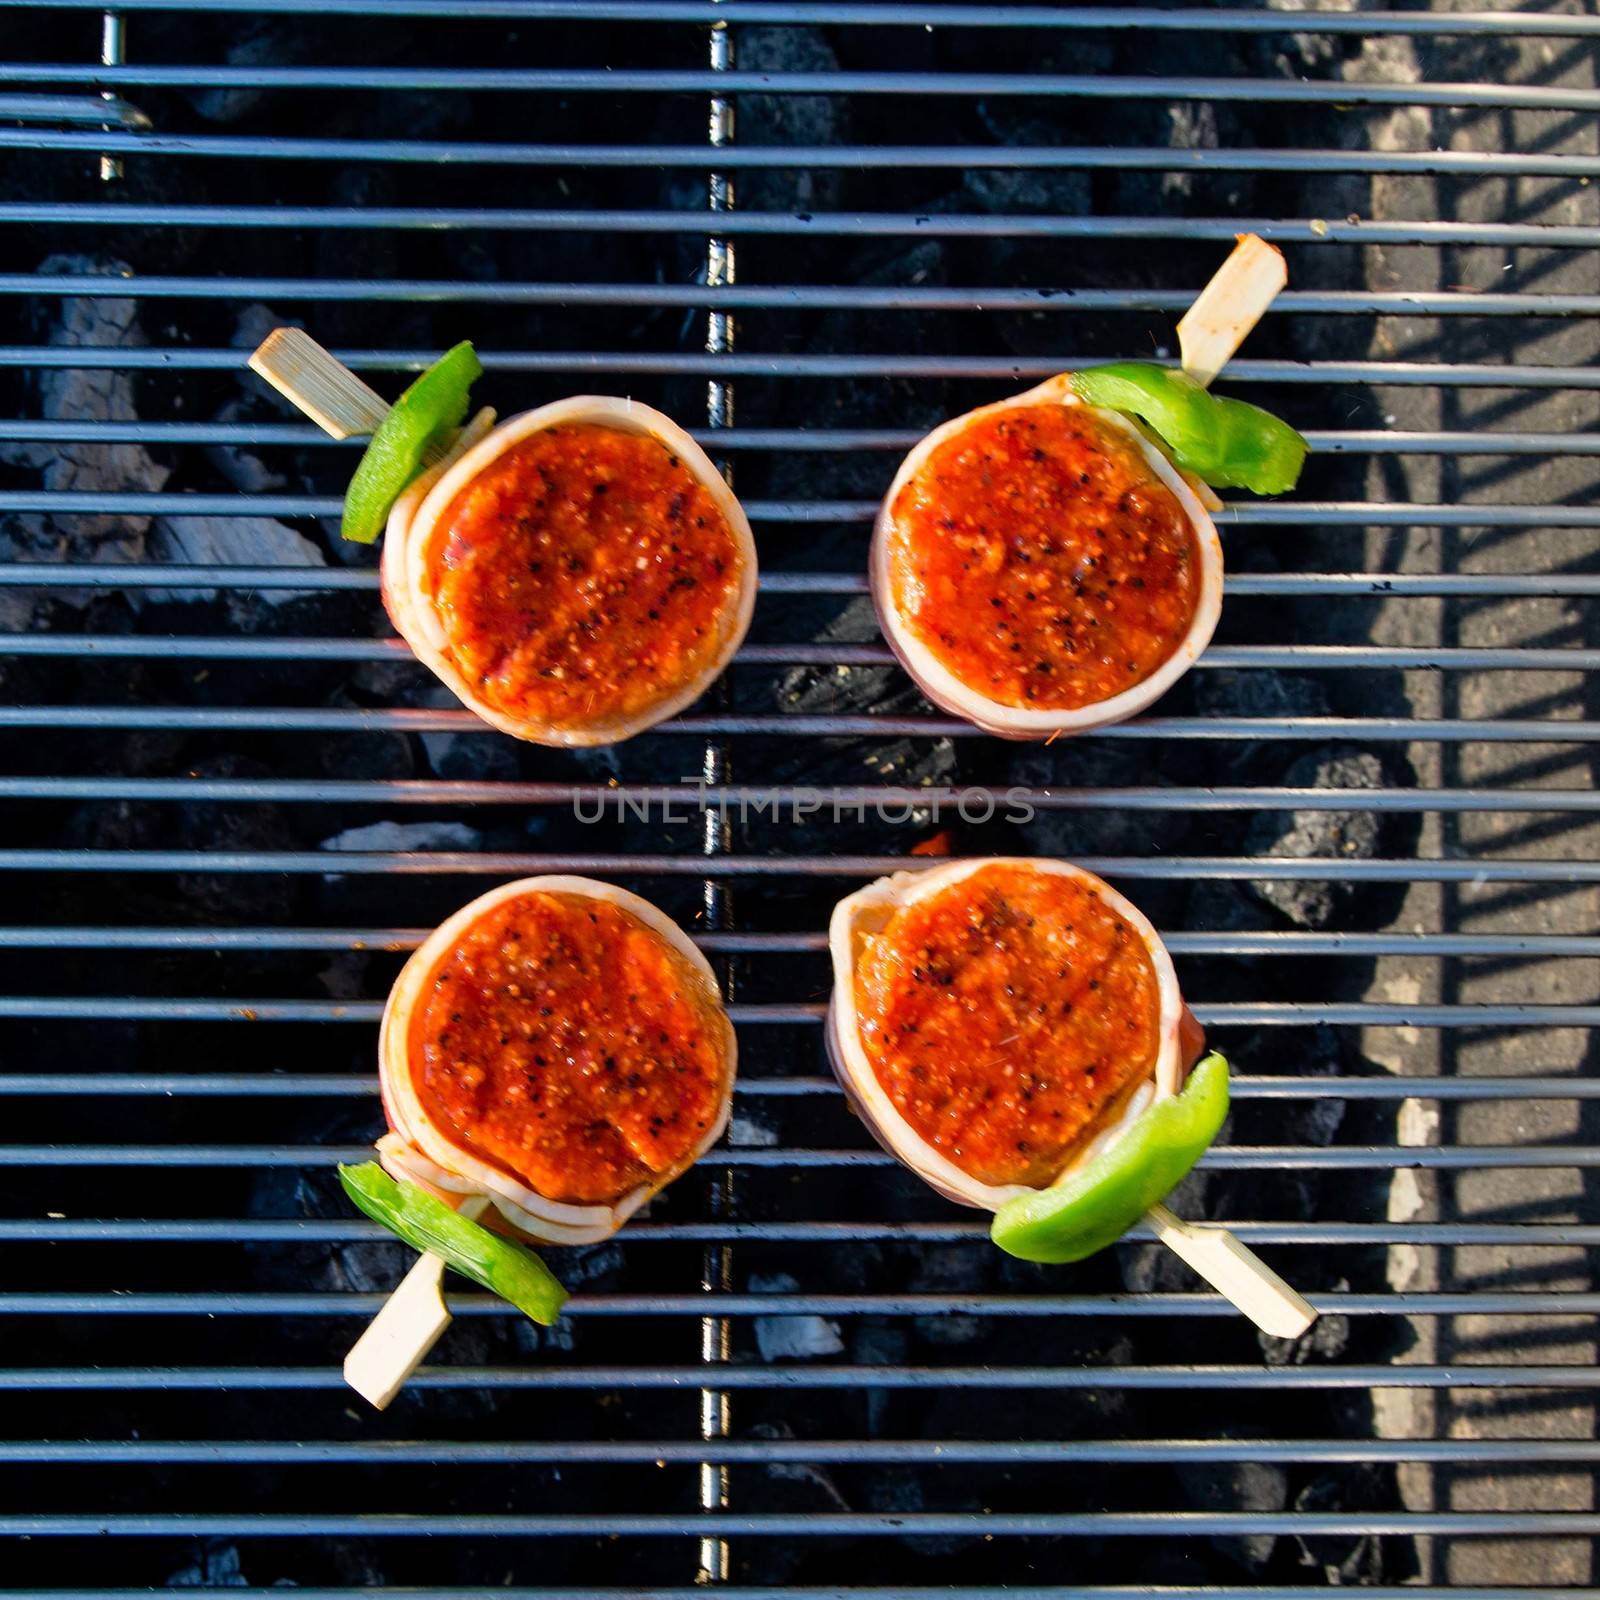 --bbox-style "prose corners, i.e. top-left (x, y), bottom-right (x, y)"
top-left (166, 1540), bottom-right (249, 1587)
top-left (0, 255), bottom-right (169, 575)
top-left (1175, 1458), bottom-right (1289, 1573)
top-left (146, 514), bottom-right (326, 619)
top-left (1246, 749), bottom-right (1388, 929)
top-left (750, 1271), bottom-right (844, 1361)
top-left (206, 396), bottom-right (290, 495)
top-left (726, 1112), bottom-right (779, 1148)
top-left (1193, 669), bottom-right (1331, 724)
top-left (319, 820), bottom-right (483, 858)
